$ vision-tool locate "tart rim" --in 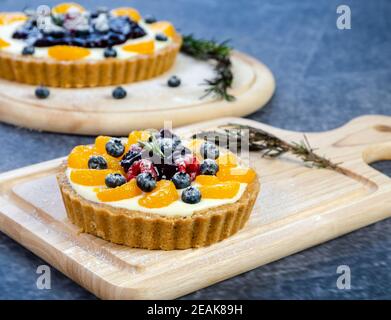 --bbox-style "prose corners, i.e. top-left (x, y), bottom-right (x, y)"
top-left (57, 163), bottom-right (260, 250)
